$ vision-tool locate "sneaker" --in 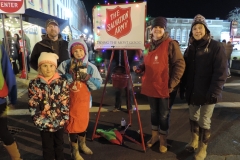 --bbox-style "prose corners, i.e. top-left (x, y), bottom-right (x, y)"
top-left (110, 108), bottom-right (121, 112)
top-left (129, 109), bottom-right (133, 114)
top-left (227, 75), bottom-right (231, 78)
